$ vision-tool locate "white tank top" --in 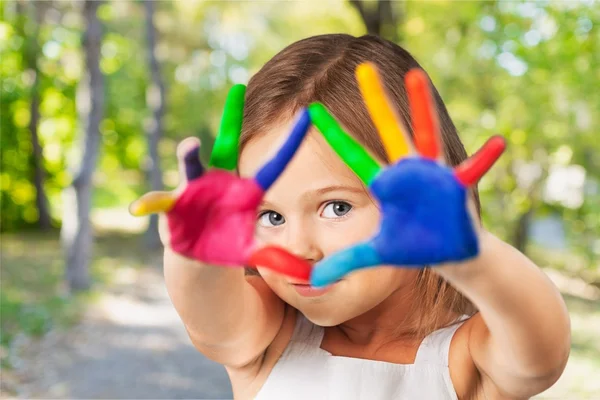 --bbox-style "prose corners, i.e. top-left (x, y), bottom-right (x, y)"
top-left (255, 313), bottom-right (468, 399)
